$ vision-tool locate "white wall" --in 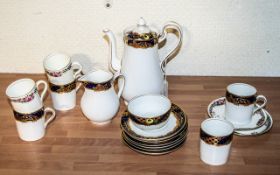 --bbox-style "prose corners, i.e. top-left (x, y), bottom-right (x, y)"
top-left (0, 0), bottom-right (279, 76)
